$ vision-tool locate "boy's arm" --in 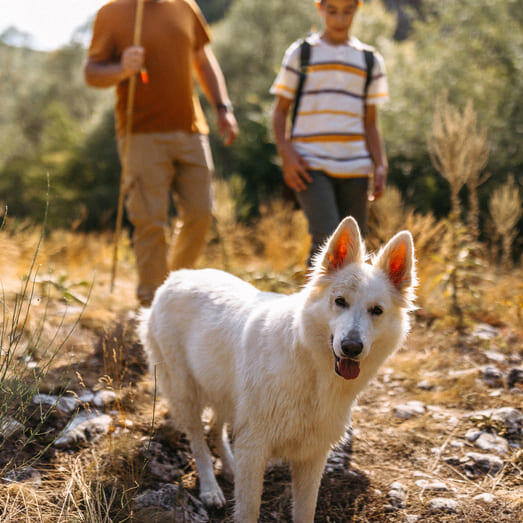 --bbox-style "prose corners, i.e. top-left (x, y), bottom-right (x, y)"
top-left (84, 45), bottom-right (144, 88)
top-left (272, 96), bottom-right (312, 192)
top-left (193, 45), bottom-right (238, 145)
top-left (364, 104), bottom-right (388, 200)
